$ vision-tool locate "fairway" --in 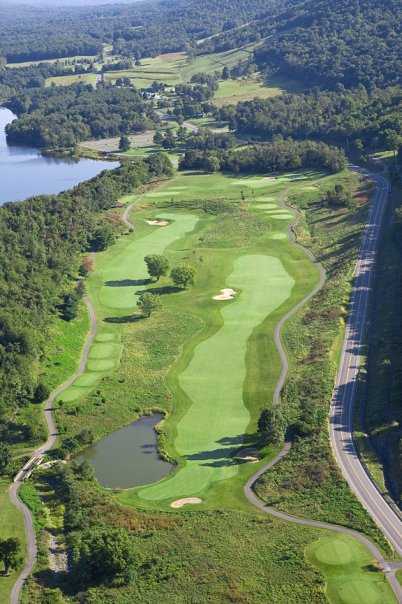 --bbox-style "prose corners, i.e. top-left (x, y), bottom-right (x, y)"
top-left (58, 213), bottom-right (199, 404)
top-left (138, 254), bottom-right (295, 502)
top-left (306, 535), bottom-right (396, 604)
